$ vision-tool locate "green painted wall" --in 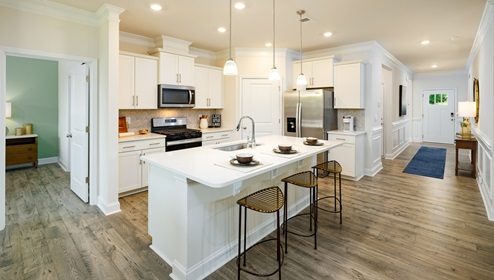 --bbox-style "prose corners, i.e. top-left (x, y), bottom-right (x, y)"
top-left (6, 56), bottom-right (58, 159)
